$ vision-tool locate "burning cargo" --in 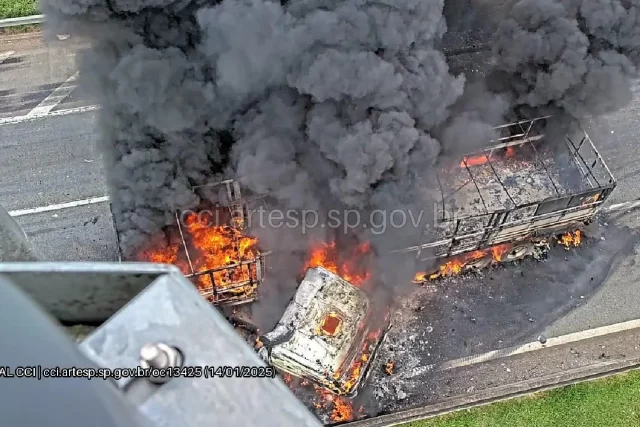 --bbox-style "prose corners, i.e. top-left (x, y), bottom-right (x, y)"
top-left (112, 179), bottom-right (270, 306)
top-left (400, 116), bottom-right (617, 280)
top-left (258, 266), bottom-right (389, 397)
